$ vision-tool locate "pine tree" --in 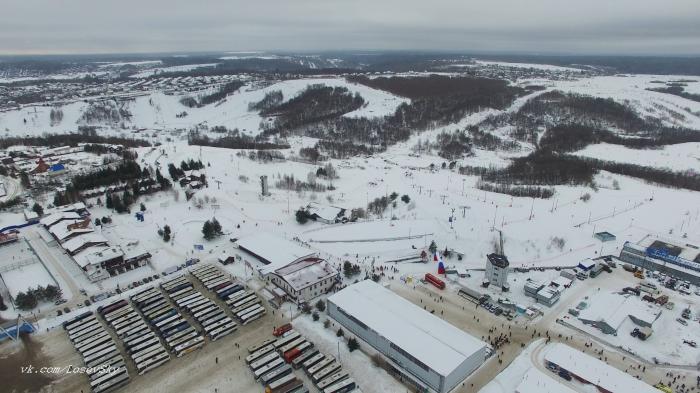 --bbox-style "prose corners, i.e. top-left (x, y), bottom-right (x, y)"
top-left (202, 220), bottom-right (214, 240)
top-left (32, 202), bottom-right (44, 216)
top-left (105, 193), bottom-right (113, 209)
